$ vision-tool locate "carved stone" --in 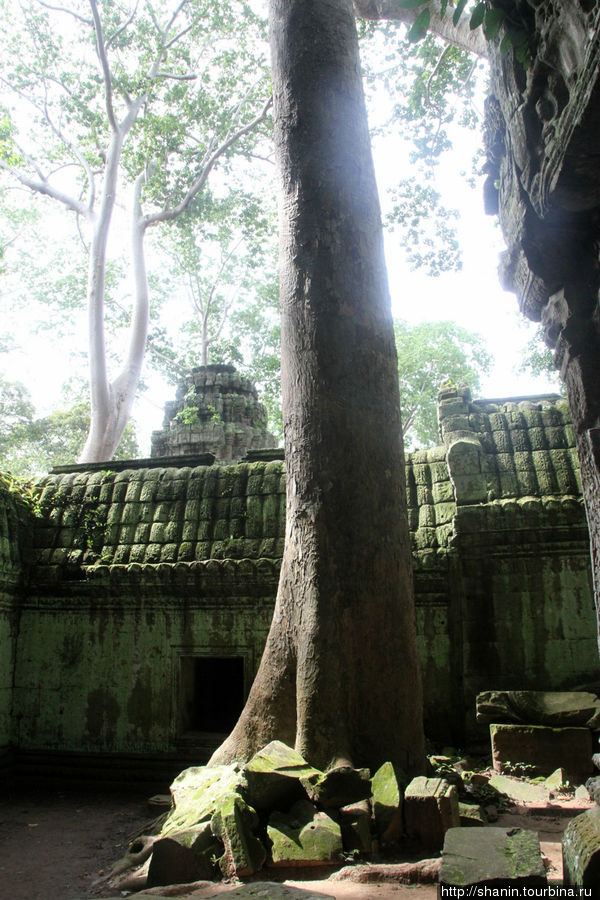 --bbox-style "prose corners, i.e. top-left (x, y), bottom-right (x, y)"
top-left (485, 1), bottom-right (600, 626)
